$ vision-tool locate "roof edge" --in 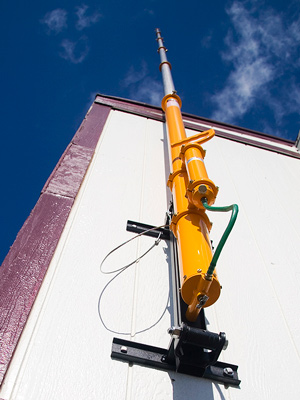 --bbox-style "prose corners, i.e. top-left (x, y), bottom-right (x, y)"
top-left (95, 93), bottom-right (296, 147)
